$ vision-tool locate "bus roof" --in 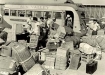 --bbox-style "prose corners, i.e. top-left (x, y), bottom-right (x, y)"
top-left (4, 3), bottom-right (84, 11)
